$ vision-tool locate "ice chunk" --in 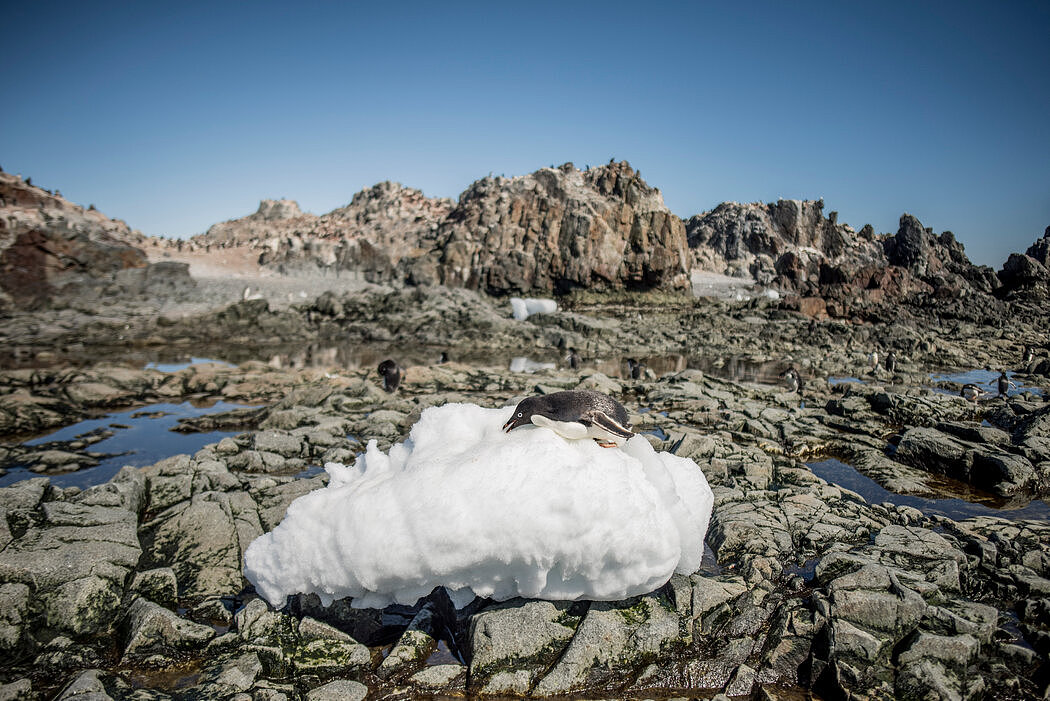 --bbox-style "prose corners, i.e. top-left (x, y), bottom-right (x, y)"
top-left (244, 403), bottom-right (713, 609)
top-left (510, 297), bottom-right (558, 320)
